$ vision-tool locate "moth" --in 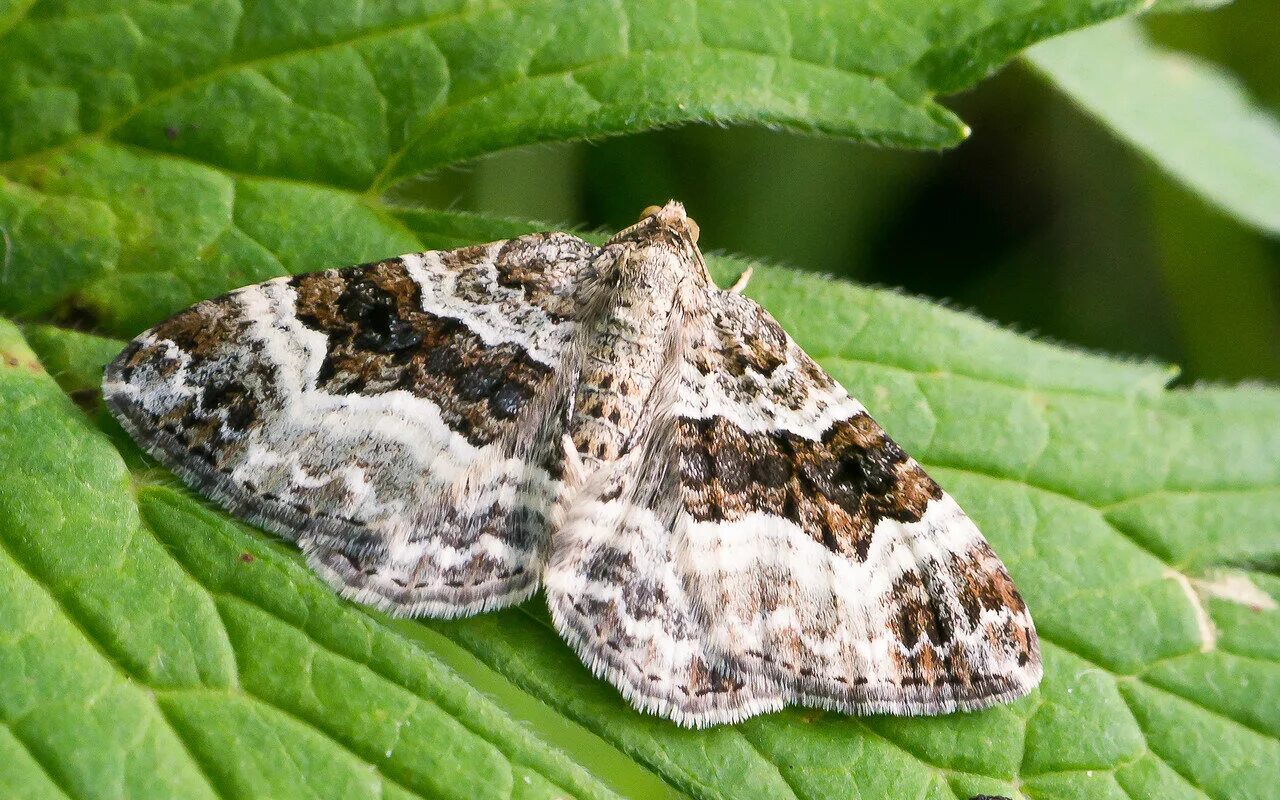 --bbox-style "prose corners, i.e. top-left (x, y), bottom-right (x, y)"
top-left (103, 202), bottom-right (1041, 727)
